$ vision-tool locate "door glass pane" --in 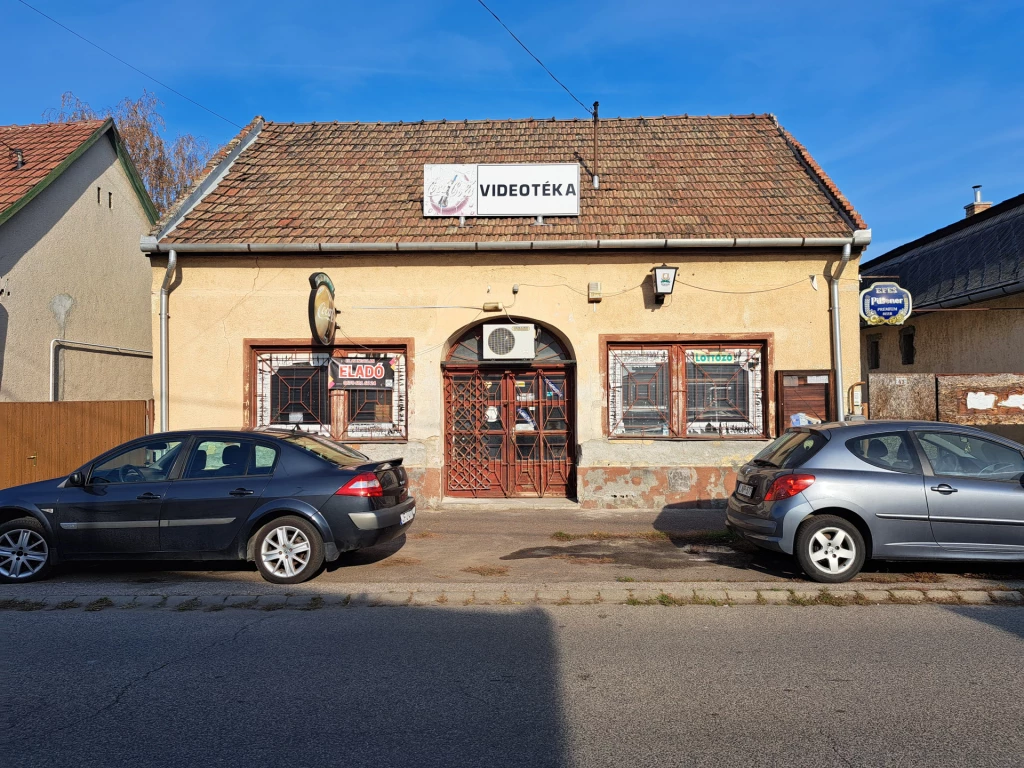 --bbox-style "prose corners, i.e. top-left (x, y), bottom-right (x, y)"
top-left (918, 432), bottom-right (1024, 481)
top-left (185, 440), bottom-right (253, 479)
top-left (846, 432), bottom-right (919, 473)
top-left (90, 440), bottom-right (184, 484)
top-left (542, 374), bottom-right (568, 431)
